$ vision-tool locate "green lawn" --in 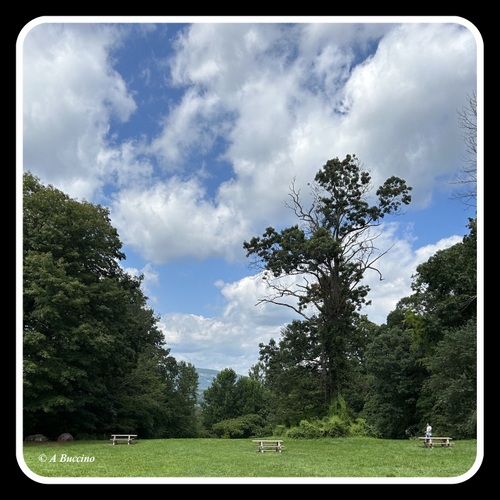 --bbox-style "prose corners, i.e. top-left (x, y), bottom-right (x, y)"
top-left (21, 437), bottom-right (480, 484)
